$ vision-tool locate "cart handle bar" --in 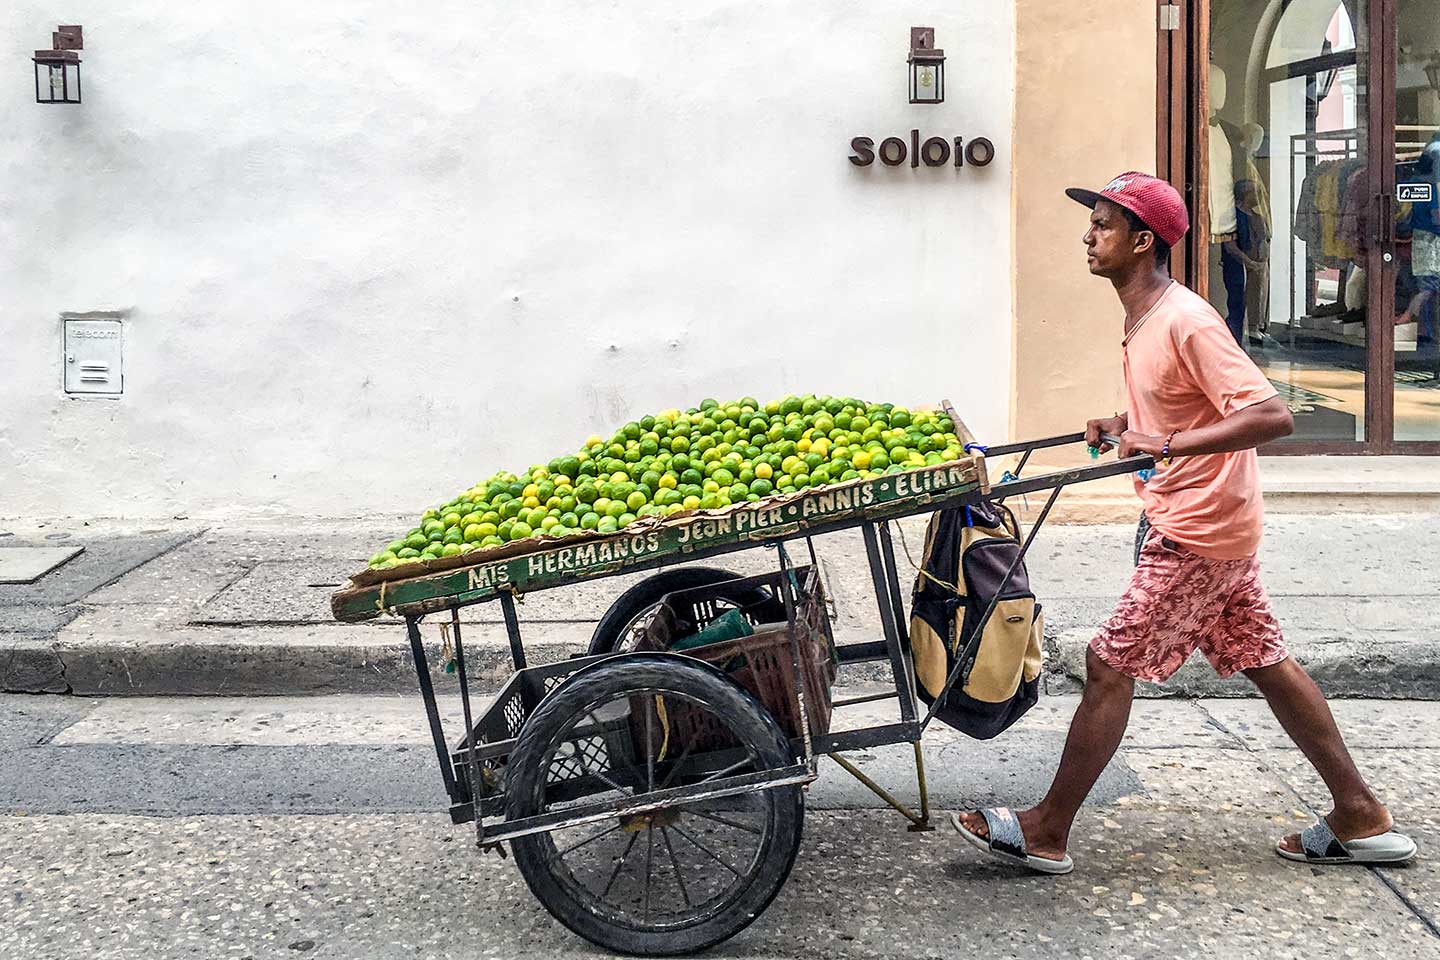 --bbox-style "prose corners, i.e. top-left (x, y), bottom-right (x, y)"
top-left (983, 447), bottom-right (1155, 503)
top-left (980, 431), bottom-right (1129, 458)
